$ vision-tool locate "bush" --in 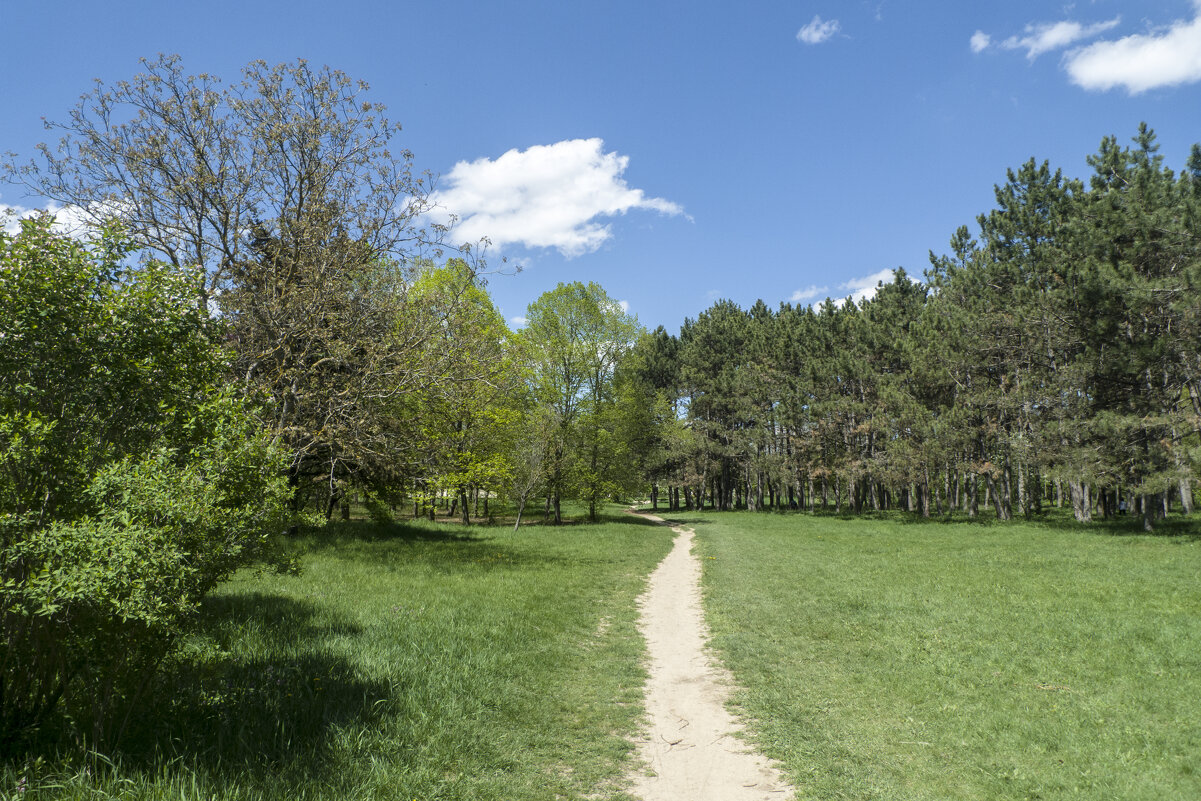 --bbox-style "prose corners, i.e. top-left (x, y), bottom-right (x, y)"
top-left (0, 217), bottom-right (291, 752)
